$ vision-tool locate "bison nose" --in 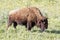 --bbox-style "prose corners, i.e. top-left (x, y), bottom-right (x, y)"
top-left (40, 27), bottom-right (45, 32)
top-left (40, 29), bottom-right (45, 32)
